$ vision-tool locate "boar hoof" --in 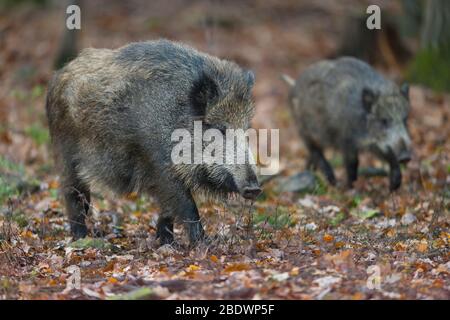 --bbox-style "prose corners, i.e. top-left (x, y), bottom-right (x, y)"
top-left (157, 232), bottom-right (174, 246)
top-left (389, 180), bottom-right (401, 191)
top-left (71, 224), bottom-right (88, 239)
top-left (328, 176), bottom-right (337, 186)
top-left (389, 171), bottom-right (402, 191)
top-left (188, 222), bottom-right (205, 245)
top-left (156, 216), bottom-right (174, 245)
